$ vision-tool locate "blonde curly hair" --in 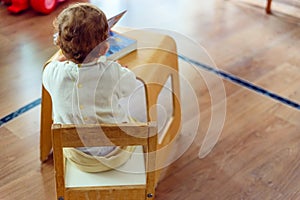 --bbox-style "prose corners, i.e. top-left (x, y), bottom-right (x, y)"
top-left (53, 3), bottom-right (109, 63)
